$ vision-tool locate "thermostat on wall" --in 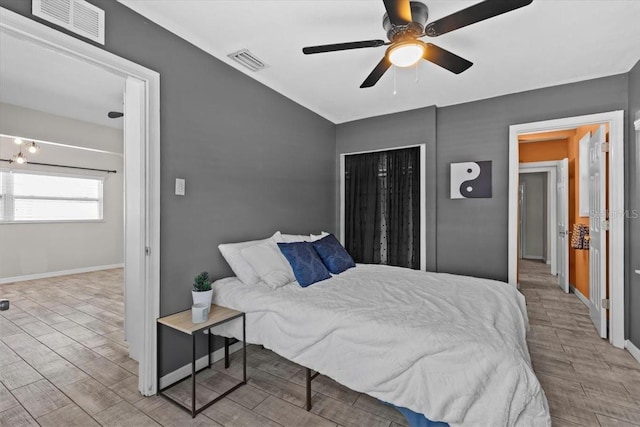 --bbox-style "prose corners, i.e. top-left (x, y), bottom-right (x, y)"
top-left (175, 178), bottom-right (185, 196)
